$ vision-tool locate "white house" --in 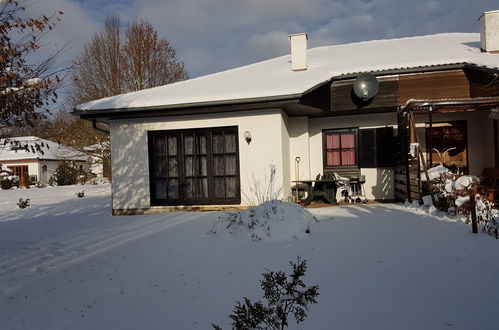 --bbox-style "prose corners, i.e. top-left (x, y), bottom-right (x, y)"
top-left (74, 11), bottom-right (499, 215)
top-left (0, 136), bottom-right (91, 186)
